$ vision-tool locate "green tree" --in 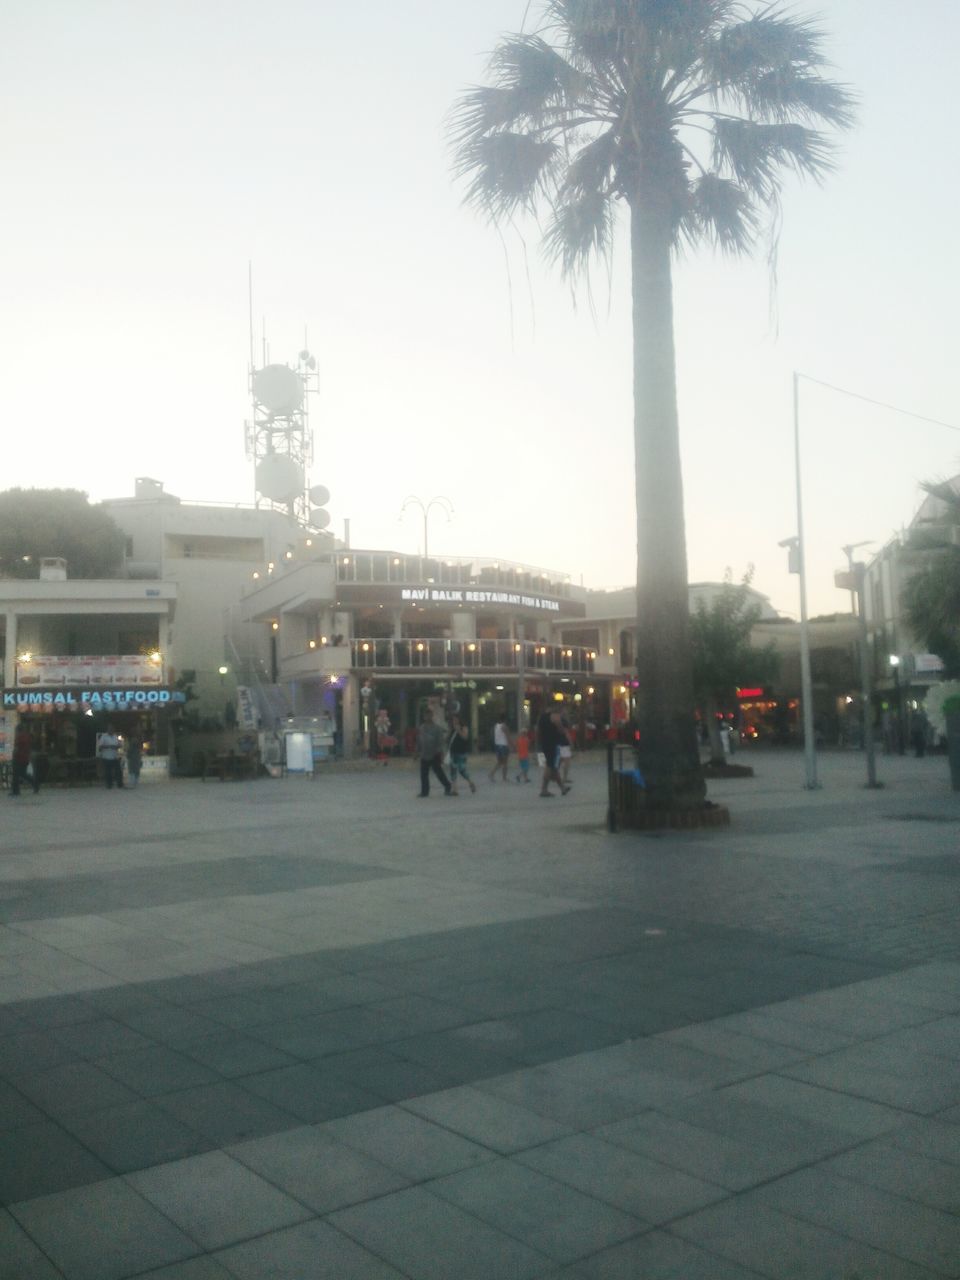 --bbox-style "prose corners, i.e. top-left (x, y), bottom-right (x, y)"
top-left (902, 480), bottom-right (960, 677)
top-left (451, 1), bottom-right (854, 810)
top-left (690, 571), bottom-right (779, 763)
top-left (0, 488), bottom-right (125, 579)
